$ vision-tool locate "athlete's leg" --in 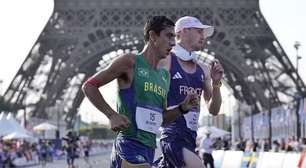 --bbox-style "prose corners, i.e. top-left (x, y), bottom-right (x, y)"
top-left (159, 138), bottom-right (184, 168)
top-left (182, 147), bottom-right (205, 168)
